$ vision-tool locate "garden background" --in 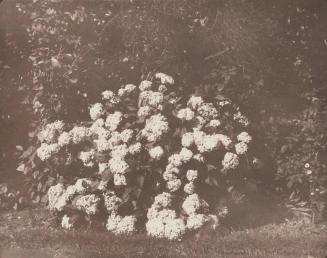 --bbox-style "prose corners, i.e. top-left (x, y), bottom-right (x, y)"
top-left (0, 0), bottom-right (327, 257)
